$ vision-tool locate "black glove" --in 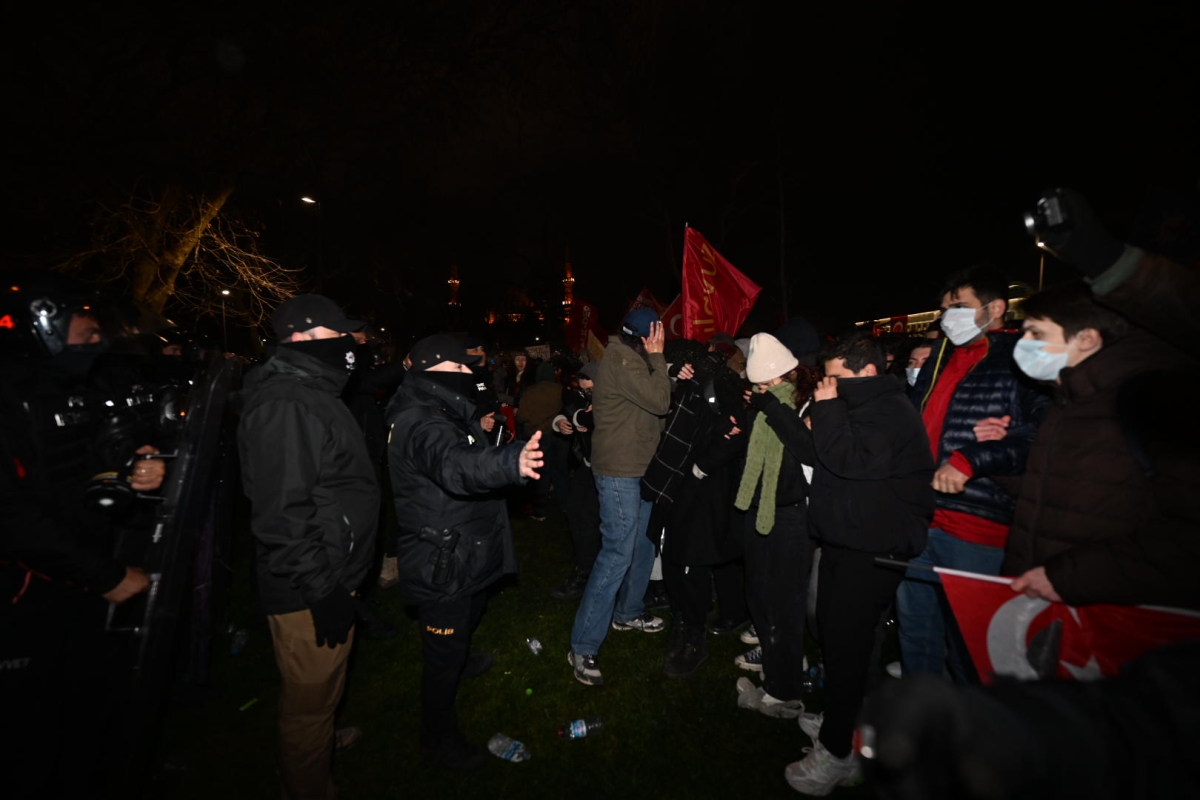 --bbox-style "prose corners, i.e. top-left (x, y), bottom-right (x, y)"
top-left (309, 588), bottom-right (357, 648)
top-left (747, 388), bottom-right (780, 412)
top-left (1036, 188), bottom-right (1125, 279)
